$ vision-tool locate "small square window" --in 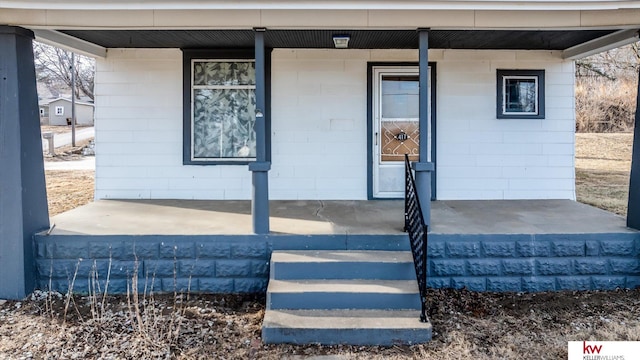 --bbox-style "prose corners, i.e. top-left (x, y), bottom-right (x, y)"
top-left (497, 70), bottom-right (545, 119)
top-left (55, 106), bottom-right (64, 116)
